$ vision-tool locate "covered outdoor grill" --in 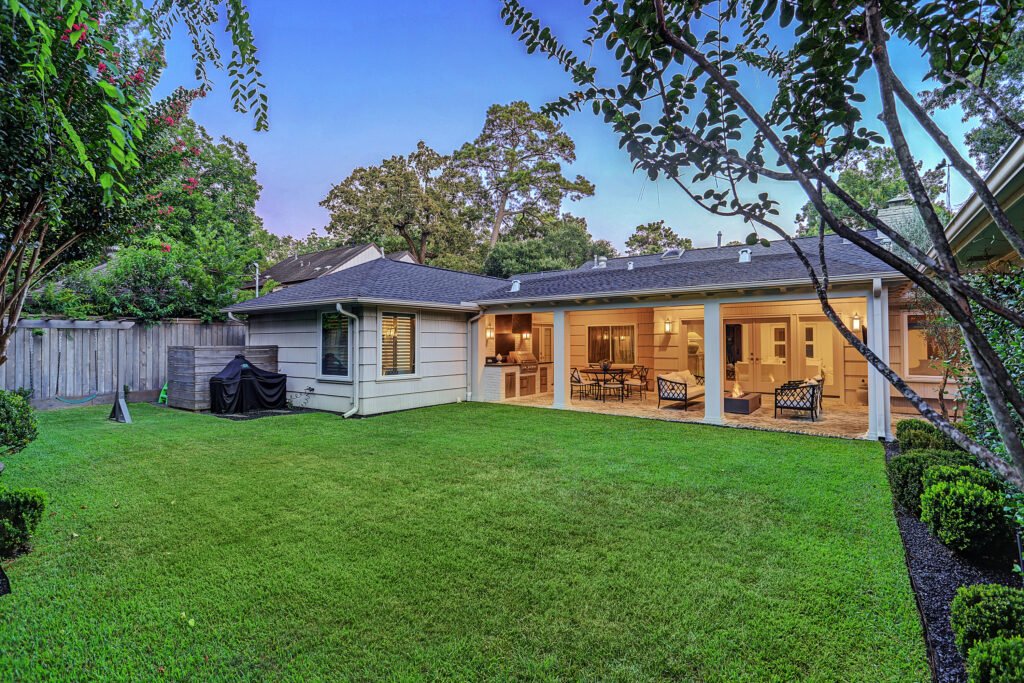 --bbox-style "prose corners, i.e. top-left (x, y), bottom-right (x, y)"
top-left (209, 354), bottom-right (287, 414)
